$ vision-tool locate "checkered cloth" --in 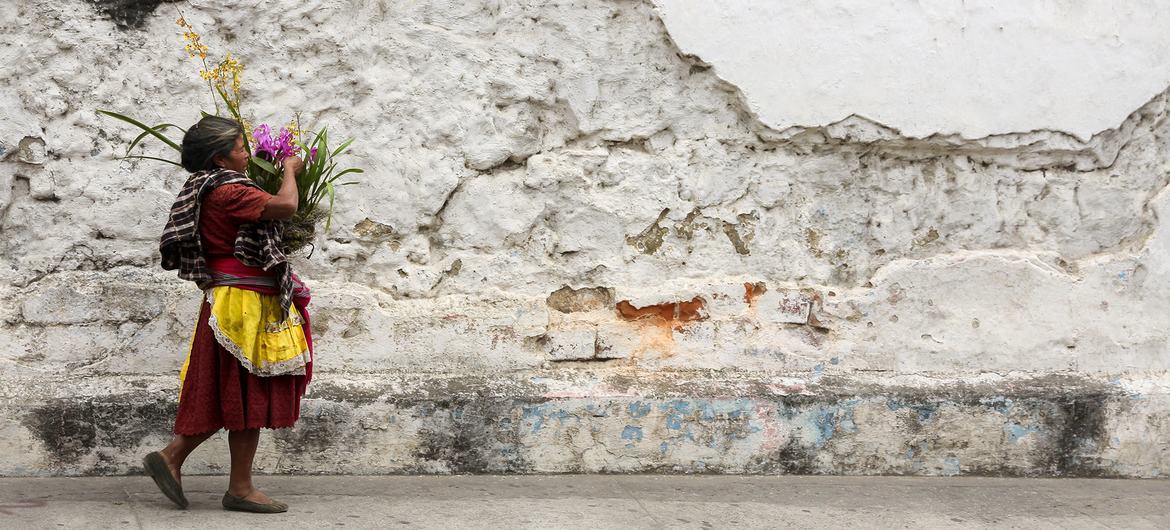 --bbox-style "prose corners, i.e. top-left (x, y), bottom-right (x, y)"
top-left (159, 168), bottom-right (296, 321)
